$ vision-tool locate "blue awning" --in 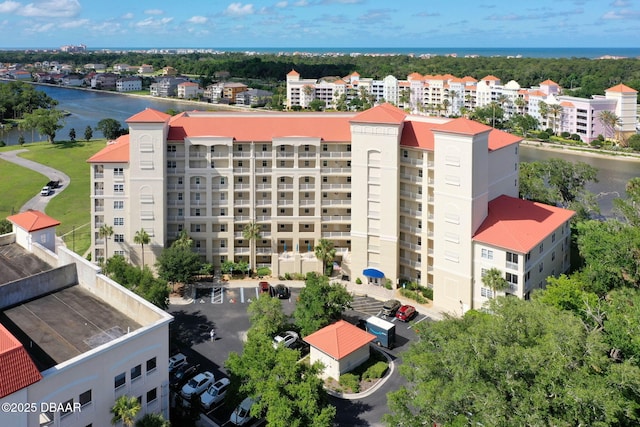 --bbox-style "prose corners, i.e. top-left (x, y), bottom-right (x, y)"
top-left (363, 268), bottom-right (384, 279)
